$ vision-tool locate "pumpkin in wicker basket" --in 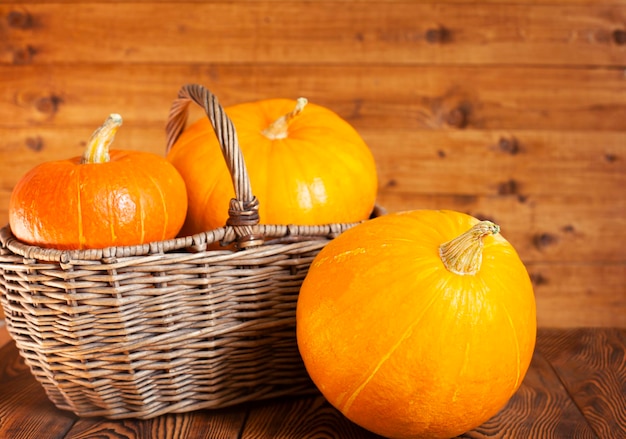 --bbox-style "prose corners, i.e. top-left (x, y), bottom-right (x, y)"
top-left (166, 96), bottom-right (378, 236)
top-left (9, 114), bottom-right (188, 250)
